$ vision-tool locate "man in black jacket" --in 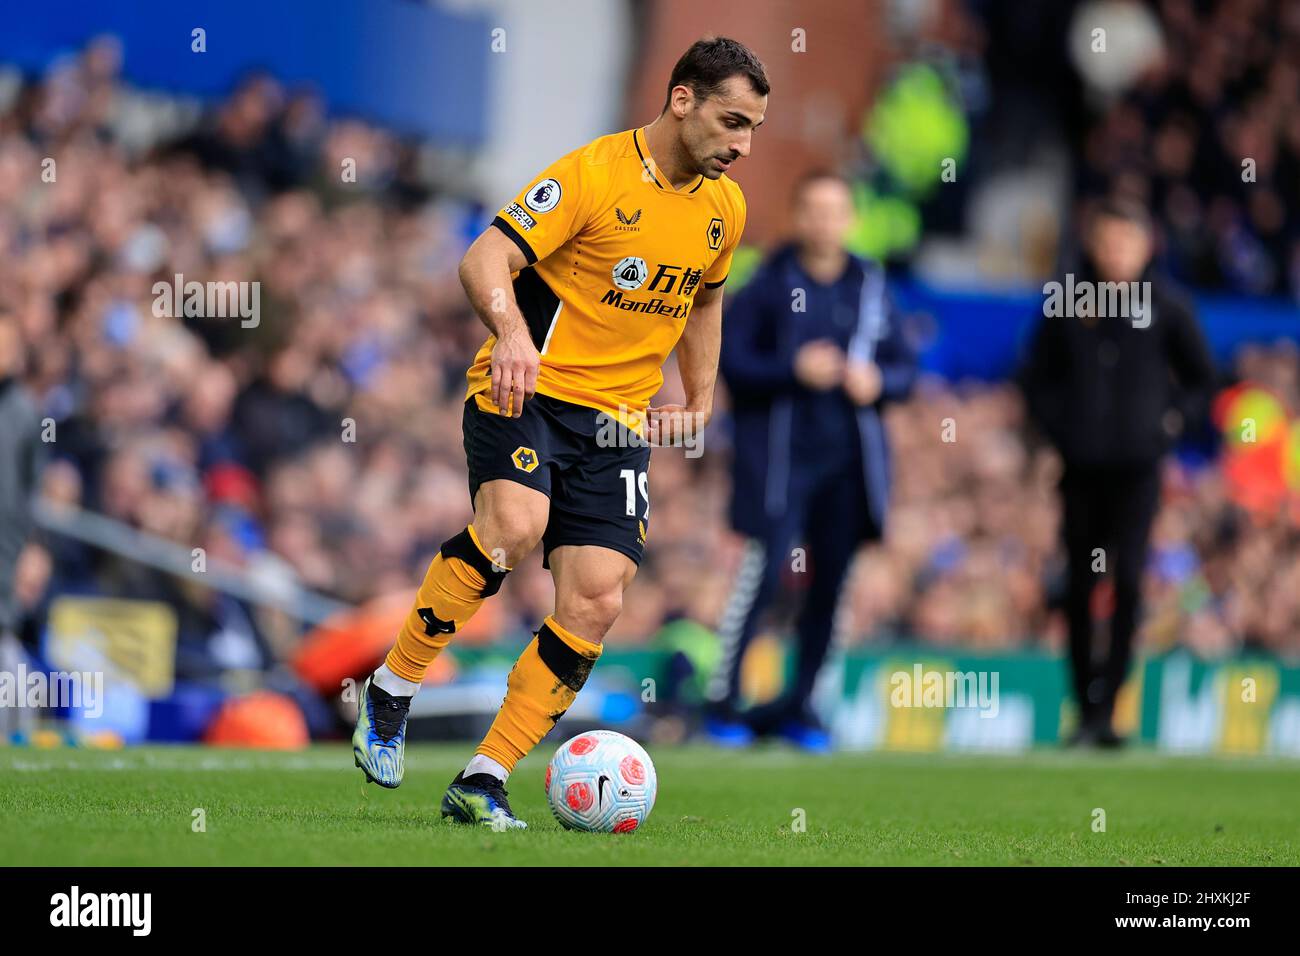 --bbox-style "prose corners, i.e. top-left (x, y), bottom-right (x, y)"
top-left (1020, 198), bottom-right (1215, 746)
